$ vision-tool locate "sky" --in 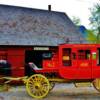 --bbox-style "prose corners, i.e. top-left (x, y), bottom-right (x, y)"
top-left (0, 0), bottom-right (99, 29)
